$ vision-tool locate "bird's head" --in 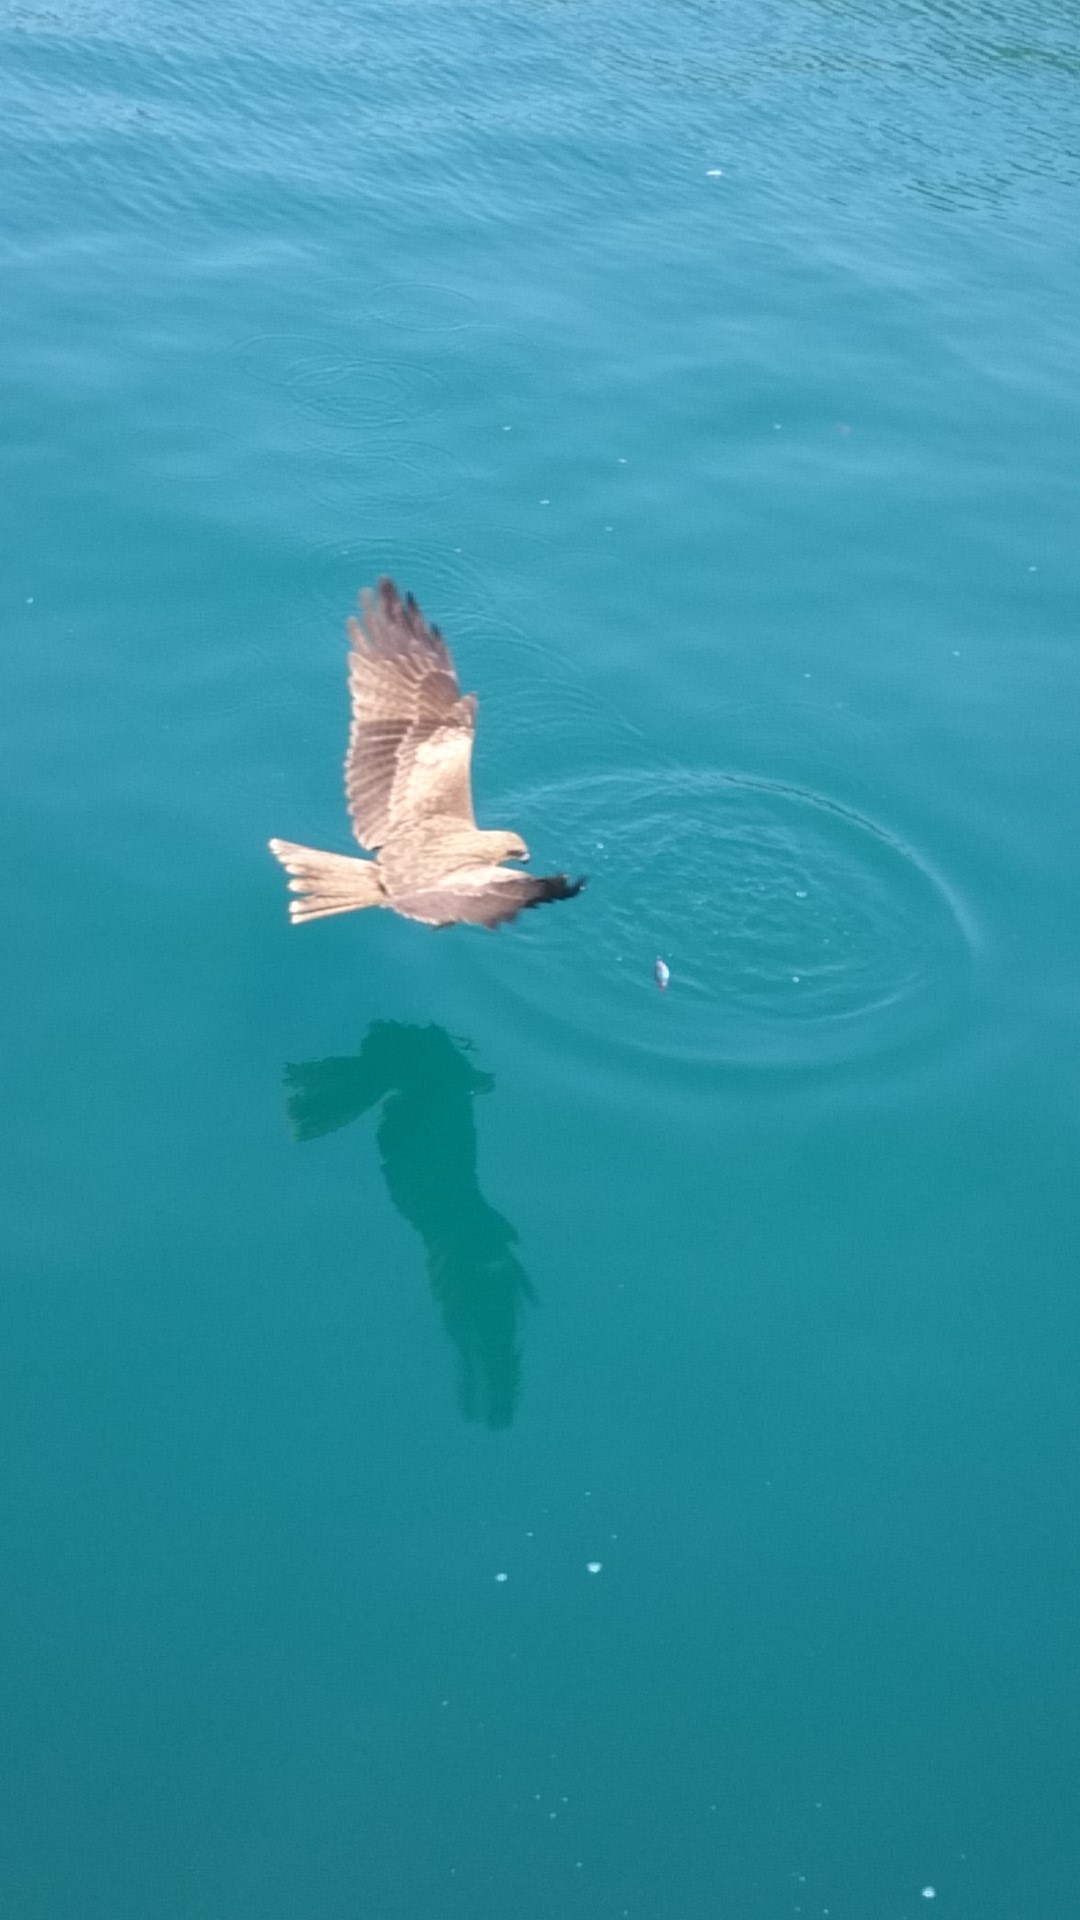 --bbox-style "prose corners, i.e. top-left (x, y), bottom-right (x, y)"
top-left (489, 830), bottom-right (530, 865)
